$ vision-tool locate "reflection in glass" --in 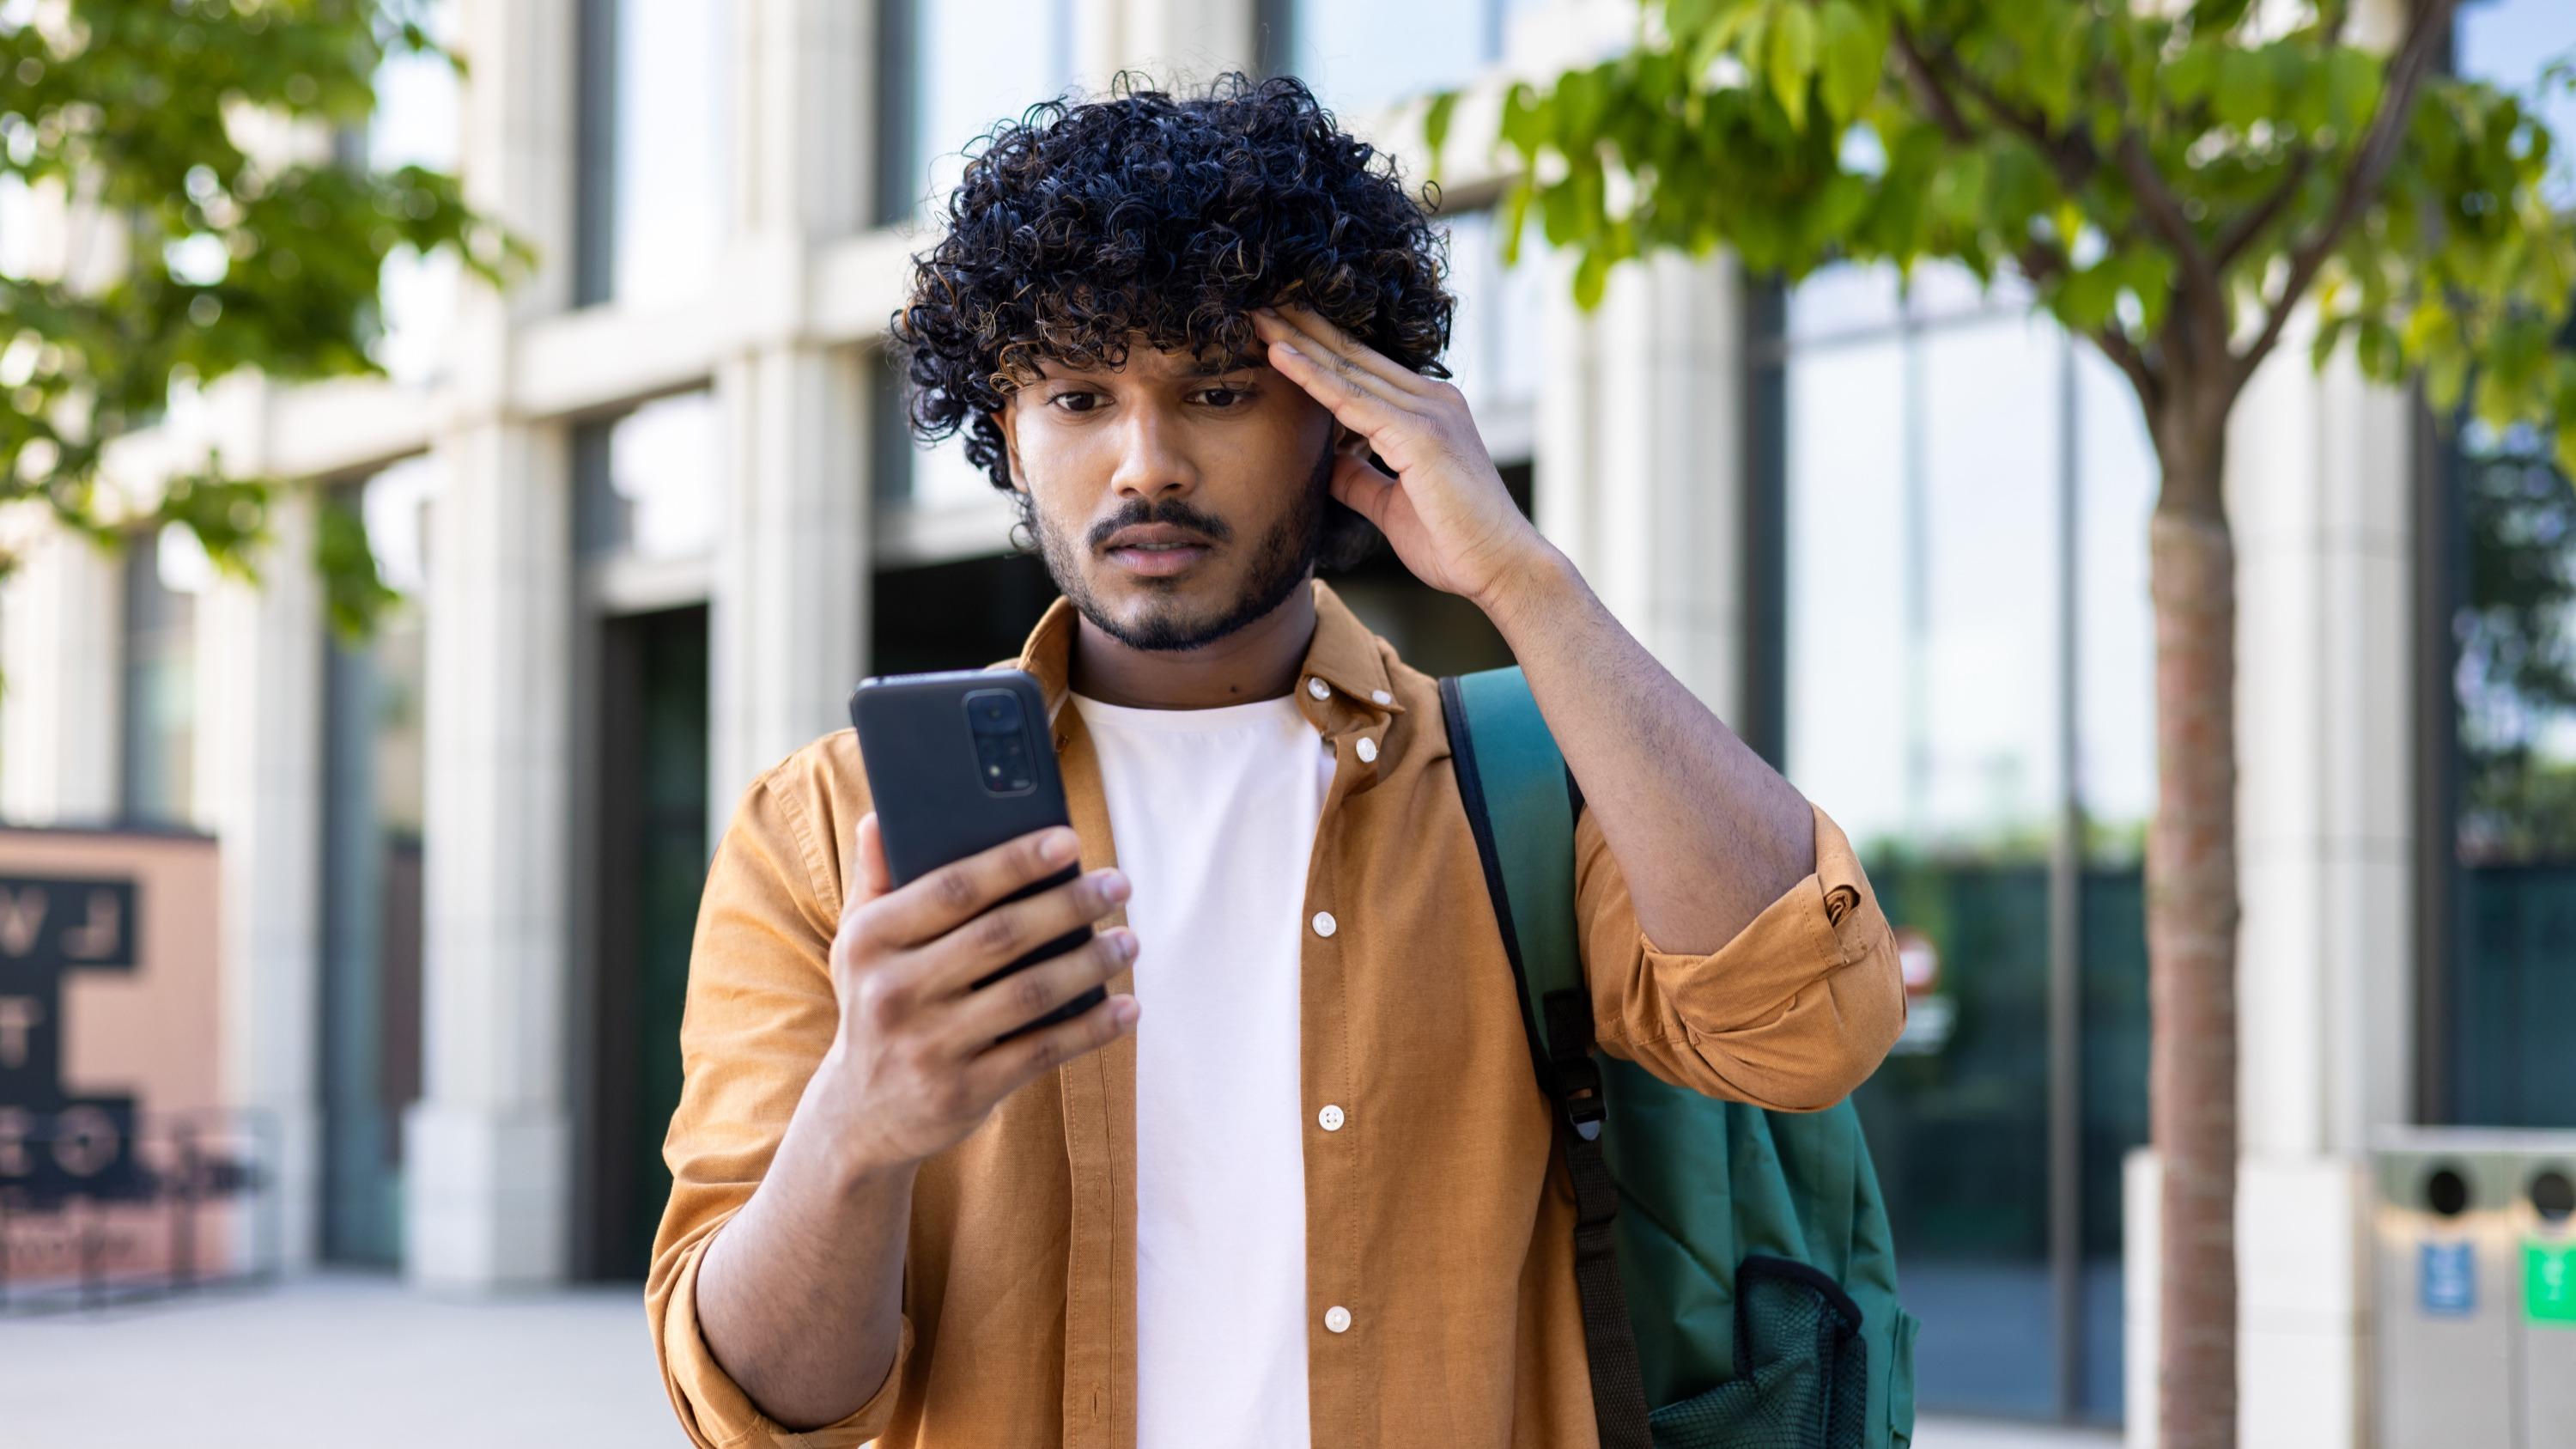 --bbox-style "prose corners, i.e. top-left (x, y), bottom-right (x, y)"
top-left (2440, 0), bottom-right (2576, 1130)
top-left (319, 455), bottom-right (437, 1266)
top-left (874, 0), bottom-right (1075, 227)
top-left (576, 0), bottom-right (730, 308)
top-left (118, 526), bottom-right (208, 827)
top-left (575, 391), bottom-right (724, 560)
top-left (367, 0), bottom-right (460, 386)
top-left (1273, 0), bottom-right (1544, 119)
top-left (1769, 260), bottom-right (2154, 1424)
